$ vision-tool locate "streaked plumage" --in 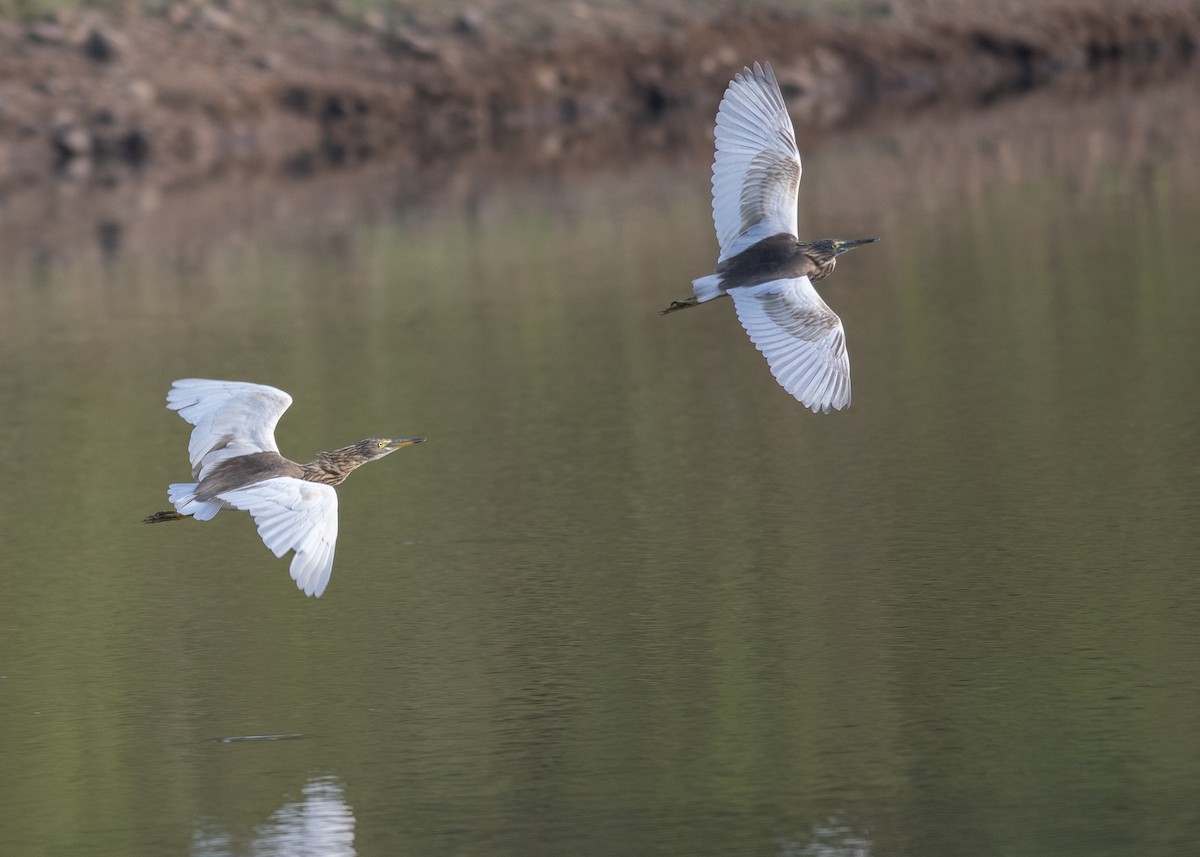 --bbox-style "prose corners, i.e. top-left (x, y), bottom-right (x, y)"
top-left (662, 62), bottom-right (877, 413)
top-left (145, 379), bottom-right (424, 597)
